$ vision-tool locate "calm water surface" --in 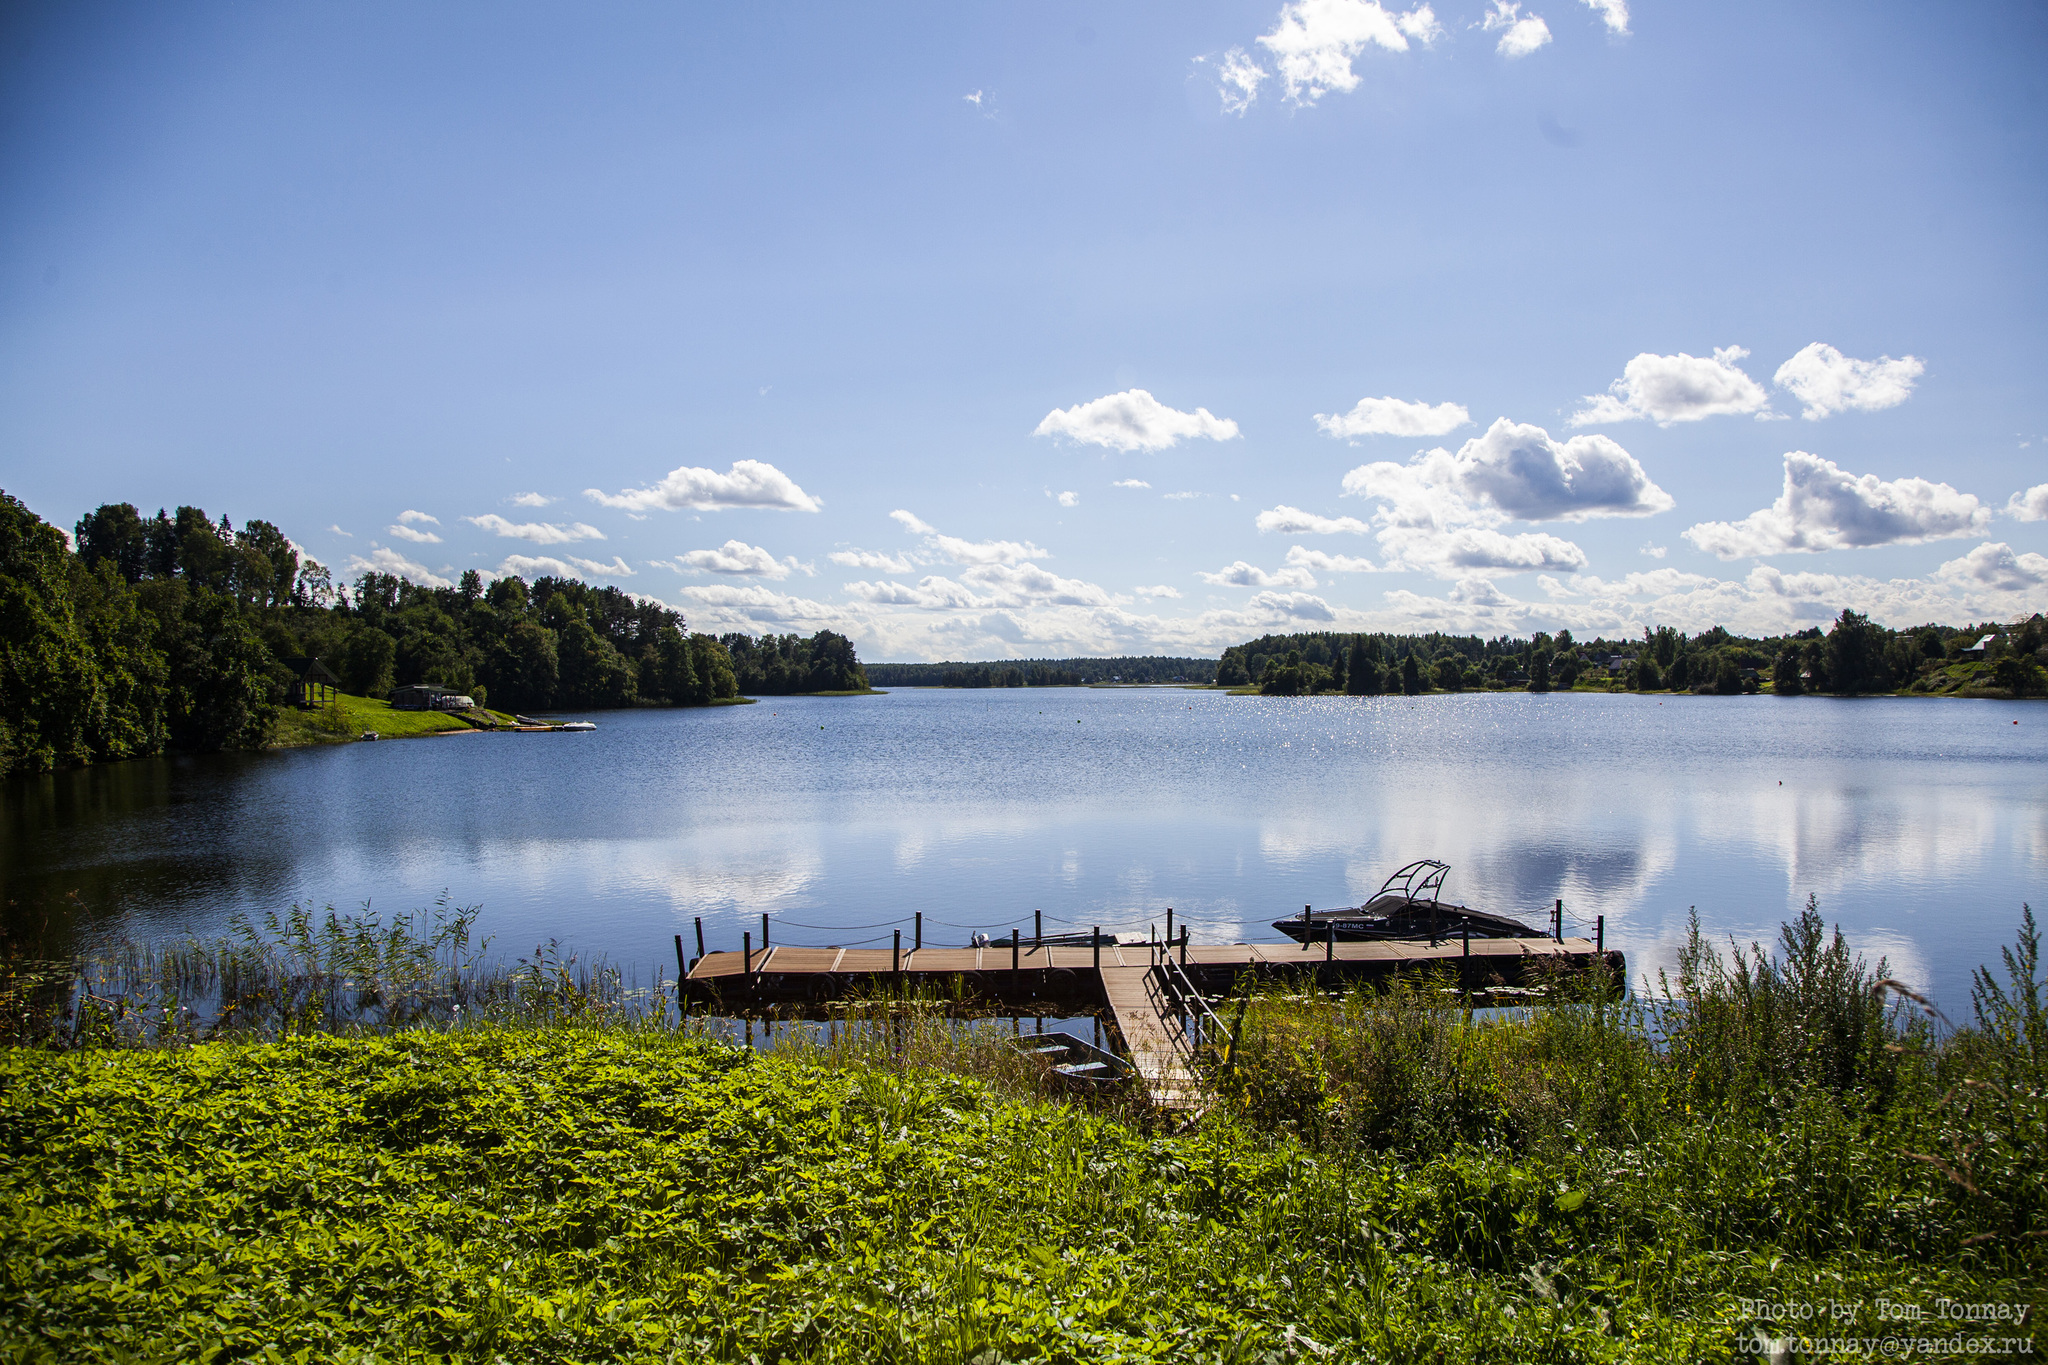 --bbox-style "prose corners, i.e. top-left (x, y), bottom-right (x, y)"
top-left (5, 688), bottom-right (2043, 1011)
